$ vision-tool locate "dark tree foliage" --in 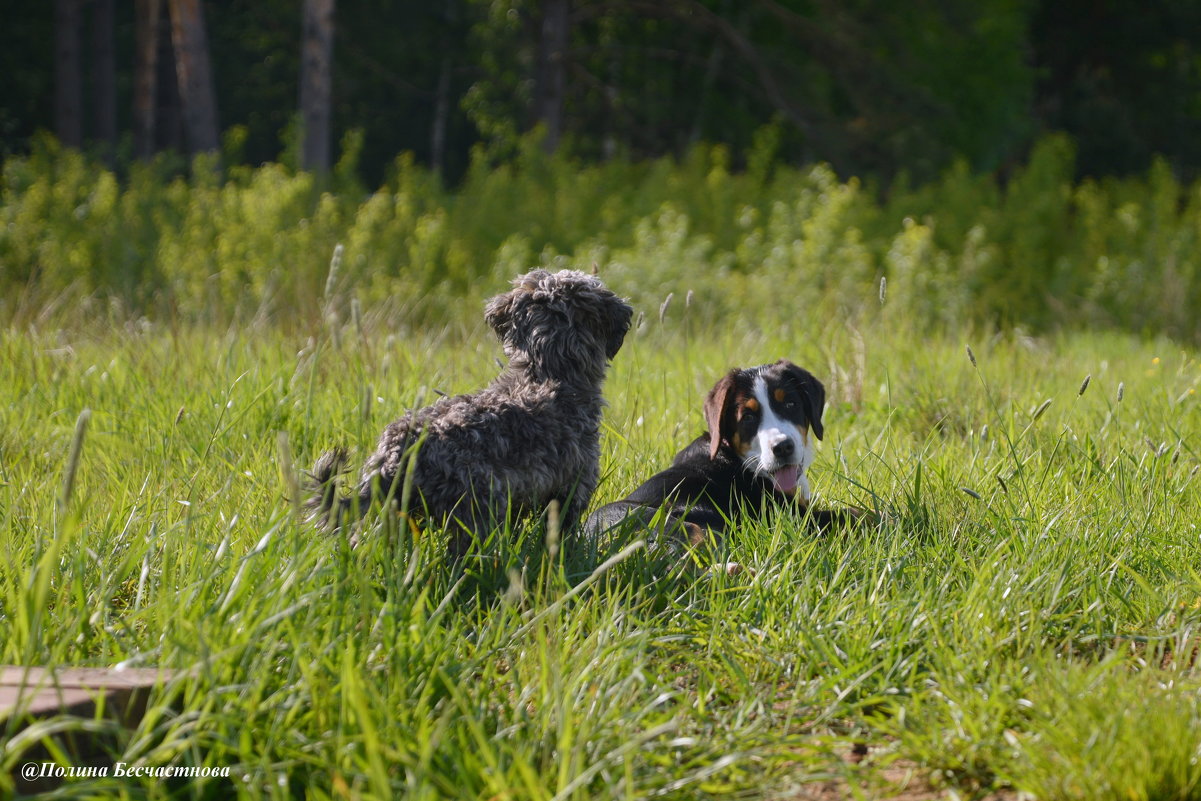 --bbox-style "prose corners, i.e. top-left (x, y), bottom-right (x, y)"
top-left (1032, 0), bottom-right (1201, 178)
top-left (461, 0), bottom-right (1034, 177)
top-left (2, 0), bottom-right (1201, 185)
